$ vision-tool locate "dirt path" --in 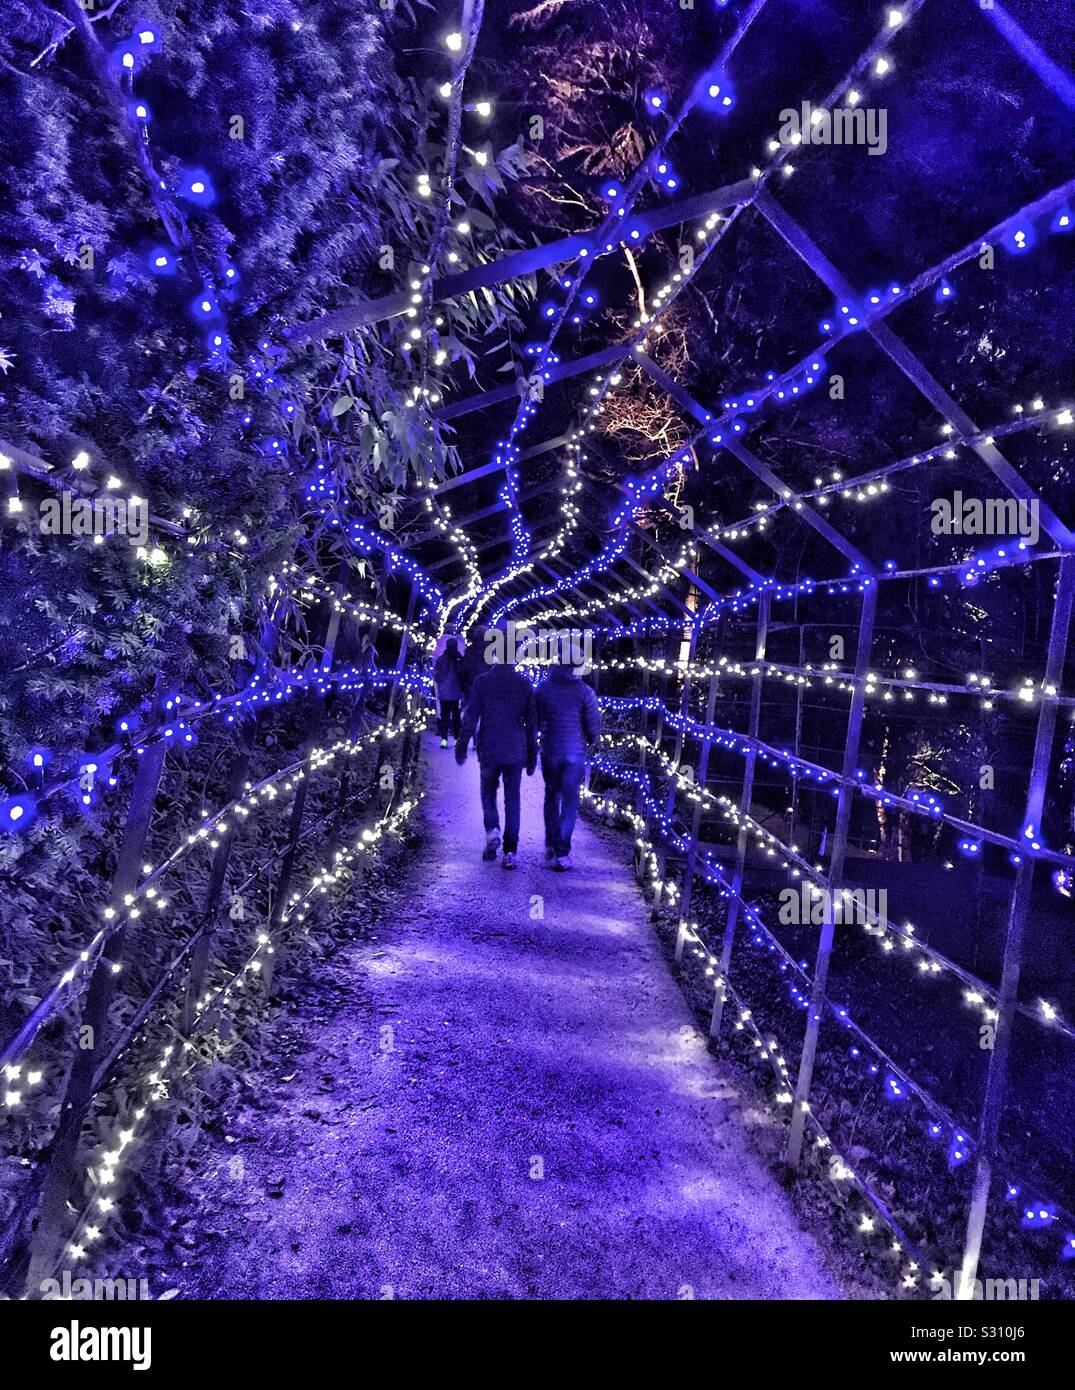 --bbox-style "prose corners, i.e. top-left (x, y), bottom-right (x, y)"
top-left (172, 736), bottom-right (842, 1299)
